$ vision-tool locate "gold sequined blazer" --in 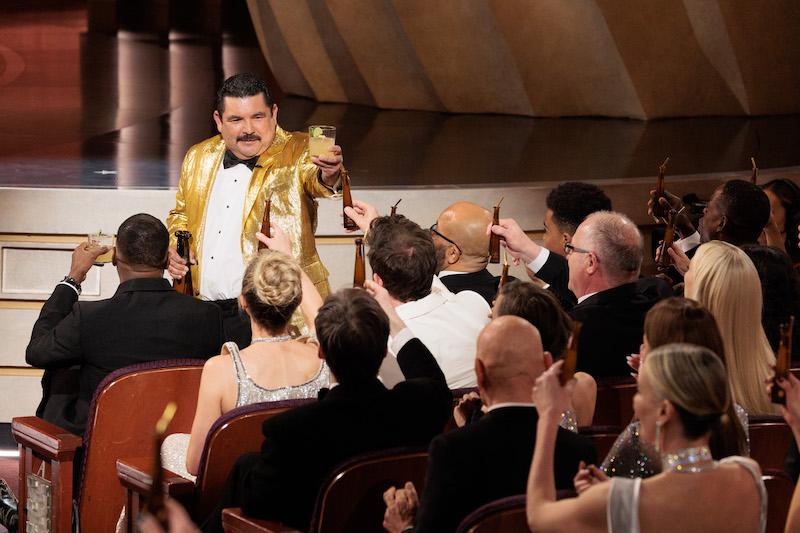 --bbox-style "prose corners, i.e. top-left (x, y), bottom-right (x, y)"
top-left (166, 127), bottom-right (339, 298)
